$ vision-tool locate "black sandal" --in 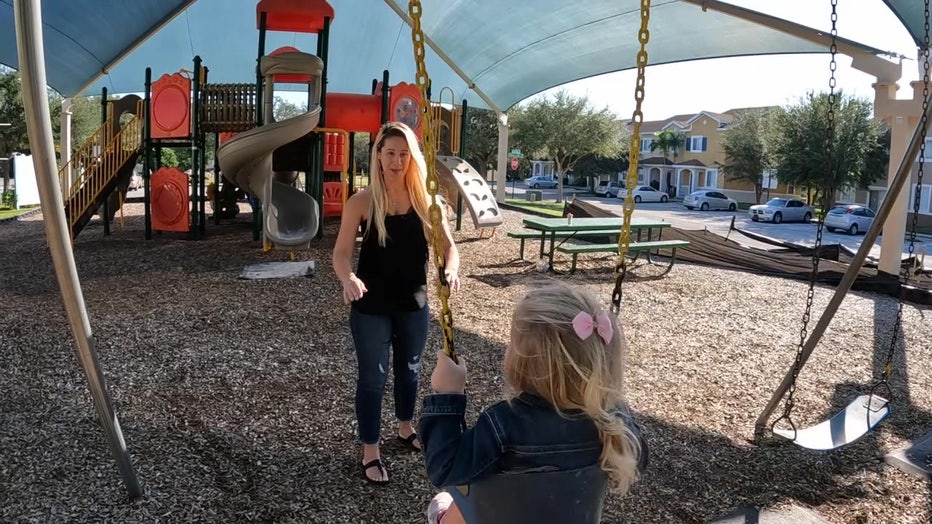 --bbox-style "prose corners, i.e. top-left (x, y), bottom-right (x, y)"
top-left (361, 459), bottom-right (389, 485)
top-left (397, 432), bottom-right (422, 452)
